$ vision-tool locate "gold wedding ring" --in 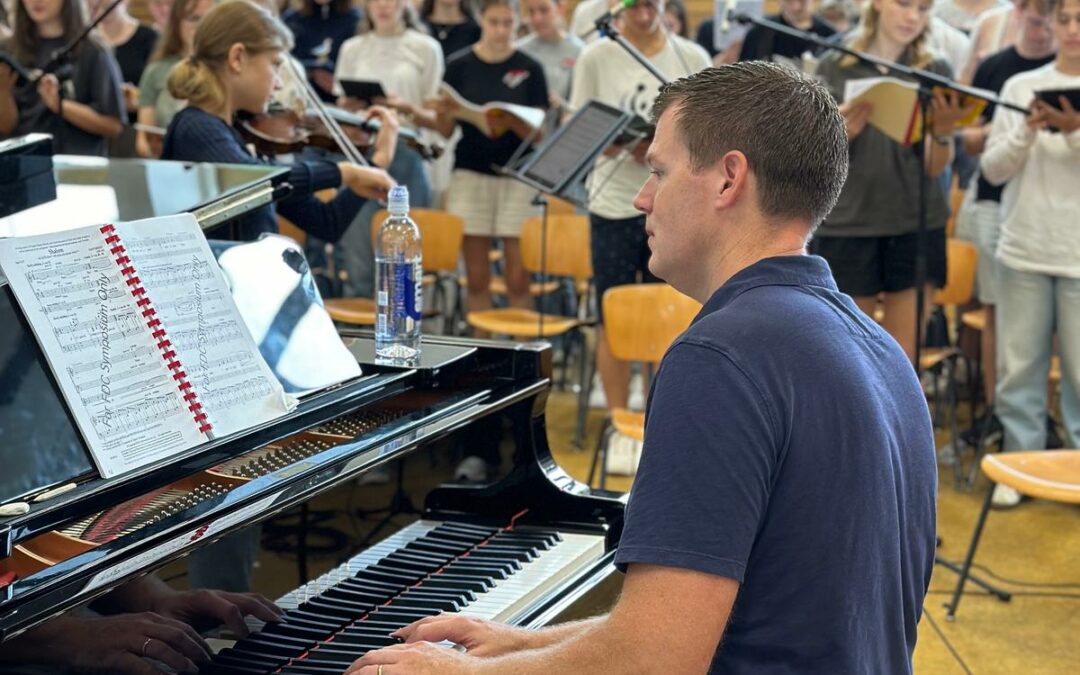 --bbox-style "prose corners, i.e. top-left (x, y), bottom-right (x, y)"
top-left (378, 666), bottom-right (384, 675)
top-left (141, 637), bottom-right (153, 658)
